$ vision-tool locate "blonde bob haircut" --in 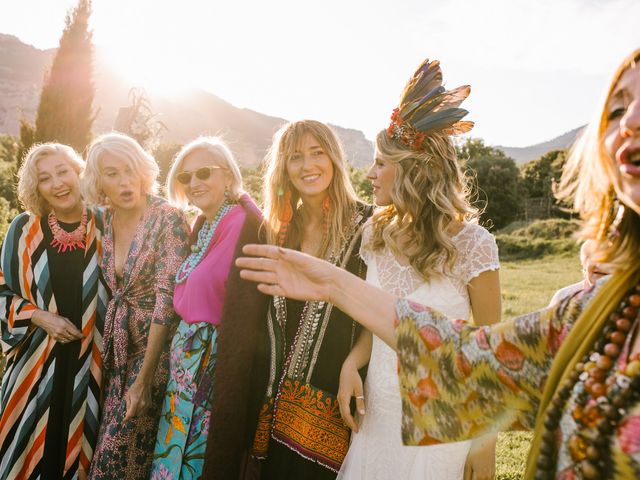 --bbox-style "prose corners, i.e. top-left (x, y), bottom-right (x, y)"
top-left (263, 120), bottom-right (360, 257)
top-left (167, 136), bottom-right (244, 210)
top-left (82, 132), bottom-right (159, 205)
top-left (17, 142), bottom-right (85, 217)
top-left (370, 130), bottom-right (478, 281)
top-left (557, 48), bottom-right (640, 272)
